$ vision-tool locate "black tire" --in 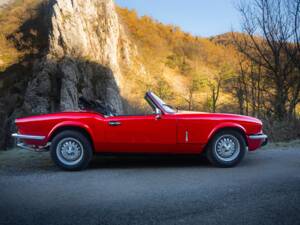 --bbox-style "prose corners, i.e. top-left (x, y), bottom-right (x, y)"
top-left (50, 130), bottom-right (93, 171)
top-left (206, 130), bottom-right (247, 168)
